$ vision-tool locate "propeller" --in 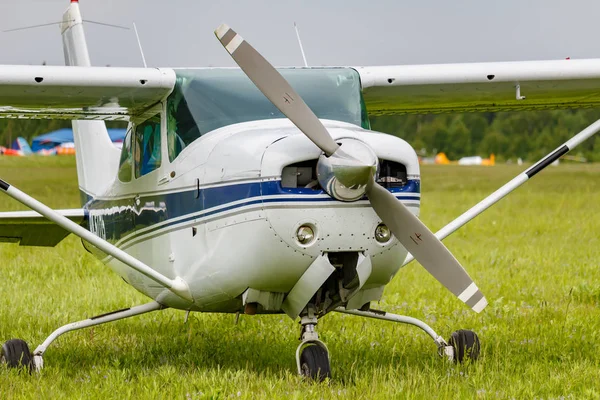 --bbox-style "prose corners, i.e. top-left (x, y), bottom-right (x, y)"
top-left (214, 24), bottom-right (487, 313)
